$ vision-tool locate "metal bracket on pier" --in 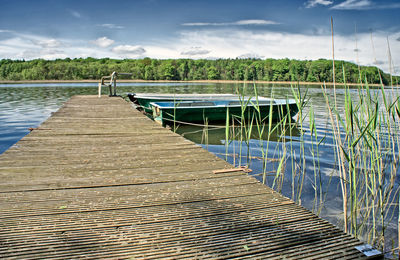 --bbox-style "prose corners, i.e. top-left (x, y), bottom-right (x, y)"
top-left (98, 71), bottom-right (132, 97)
